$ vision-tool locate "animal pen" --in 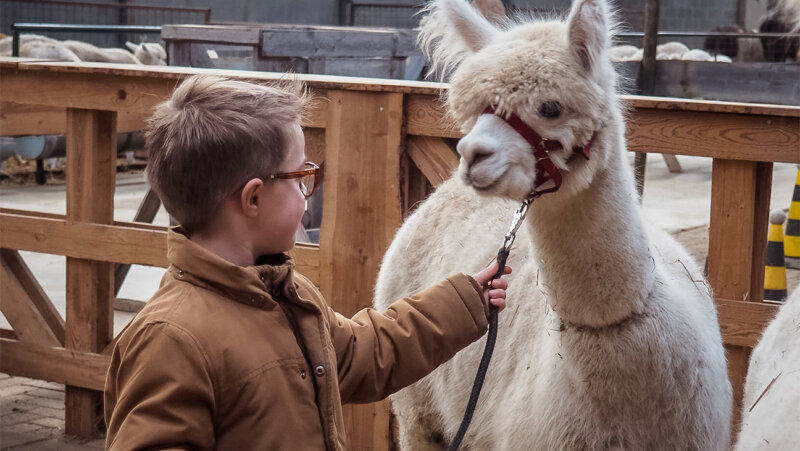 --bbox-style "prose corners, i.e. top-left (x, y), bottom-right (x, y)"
top-left (0, 58), bottom-right (798, 447)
